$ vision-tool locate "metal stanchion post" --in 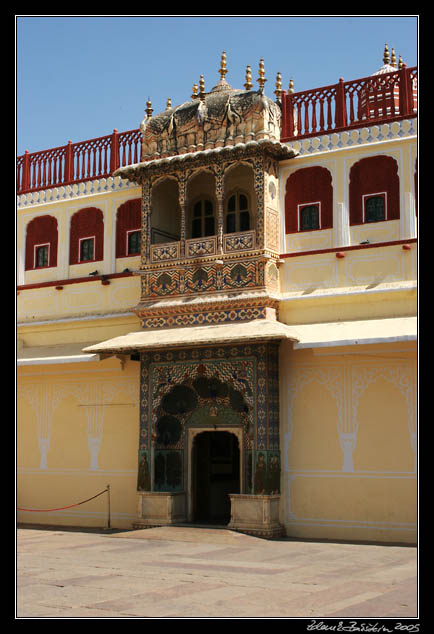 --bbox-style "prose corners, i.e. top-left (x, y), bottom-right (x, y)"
top-left (107, 484), bottom-right (111, 530)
